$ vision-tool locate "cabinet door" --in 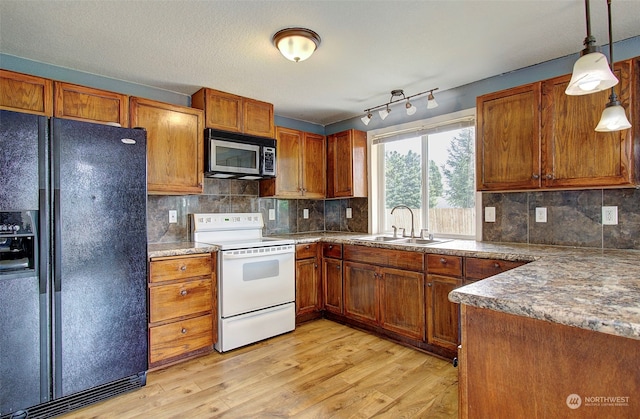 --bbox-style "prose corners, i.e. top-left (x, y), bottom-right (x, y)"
top-left (322, 258), bottom-right (343, 314)
top-left (379, 267), bottom-right (426, 340)
top-left (130, 97), bottom-right (204, 194)
top-left (273, 127), bottom-right (303, 197)
top-left (0, 69), bottom-right (53, 116)
top-left (195, 88), bottom-right (243, 133)
top-left (541, 61), bottom-right (633, 188)
top-left (343, 261), bottom-right (378, 325)
top-left (54, 82), bottom-right (129, 127)
top-left (476, 83), bottom-right (541, 191)
top-left (427, 274), bottom-right (462, 351)
top-left (327, 129), bottom-right (367, 198)
top-left (243, 98), bottom-right (274, 138)
top-left (301, 132), bottom-right (326, 198)
top-left (295, 257), bottom-right (321, 316)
